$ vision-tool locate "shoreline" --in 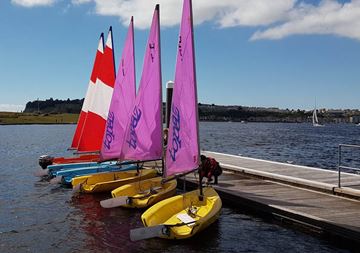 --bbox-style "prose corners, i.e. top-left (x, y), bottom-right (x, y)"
top-left (0, 122), bottom-right (77, 125)
top-left (0, 112), bottom-right (79, 125)
top-left (1, 112), bottom-right (358, 125)
top-left (1, 121), bottom-right (358, 126)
